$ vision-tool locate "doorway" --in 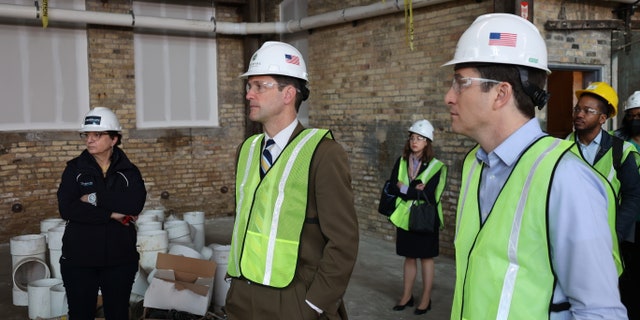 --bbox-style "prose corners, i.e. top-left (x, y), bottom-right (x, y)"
top-left (543, 68), bottom-right (600, 138)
